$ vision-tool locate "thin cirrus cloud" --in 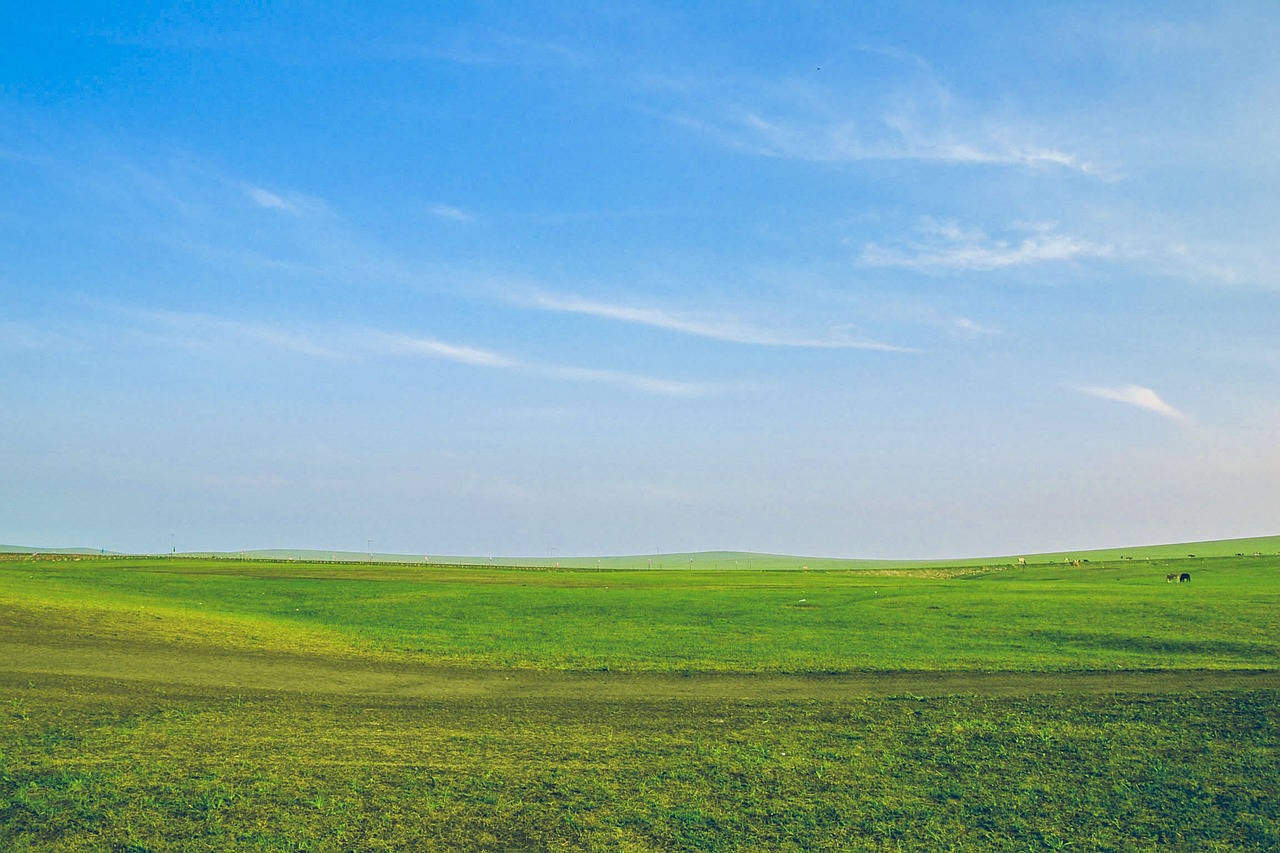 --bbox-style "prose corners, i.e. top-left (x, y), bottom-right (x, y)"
top-left (709, 109), bottom-right (1092, 172)
top-left (951, 317), bottom-right (997, 336)
top-left (240, 183), bottom-right (329, 217)
top-left (519, 291), bottom-right (917, 353)
top-left (125, 308), bottom-right (712, 398)
top-left (365, 331), bottom-right (520, 369)
top-left (131, 309), bottom-right (346, 360)
top-left (860, 221), bottom-right (1115, 273)
top-left (665, 62), bottom-right (1095, 174)
top-left (369, 331), bottom-right (713, 397)
top-left (425, 202), bottom-right (476, 223)
top-left (1074, 384), bottom-right (1191, 424)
